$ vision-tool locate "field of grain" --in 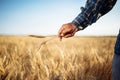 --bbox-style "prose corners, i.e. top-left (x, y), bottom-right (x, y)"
top-left (0, 36), bottom-right (116, 80)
